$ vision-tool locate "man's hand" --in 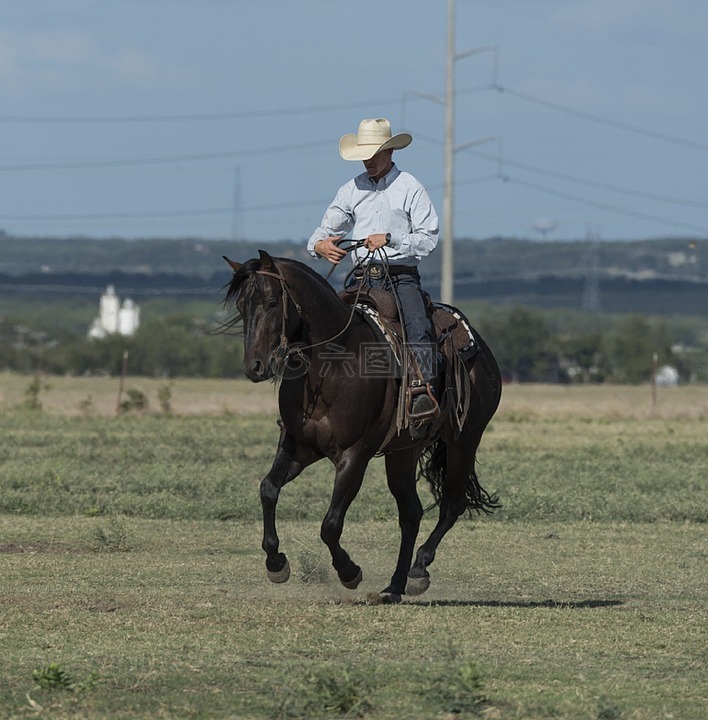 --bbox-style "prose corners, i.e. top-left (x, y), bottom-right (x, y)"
top-left (315, 236), bottom-right (347, 264)
top-left (364, 233), bottom-right (390, 251)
